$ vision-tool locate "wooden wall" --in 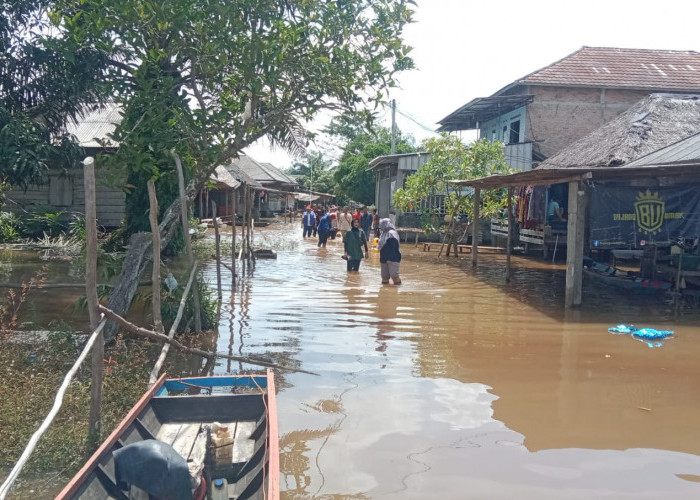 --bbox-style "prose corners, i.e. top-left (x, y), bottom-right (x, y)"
top-left (2, 169), bottom-right (126, 228)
